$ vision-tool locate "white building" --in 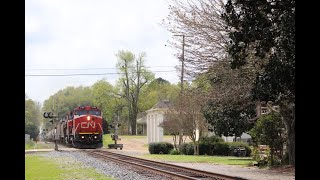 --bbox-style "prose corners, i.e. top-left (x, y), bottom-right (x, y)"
top-left (145, 100), bottom-right (172, 143)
